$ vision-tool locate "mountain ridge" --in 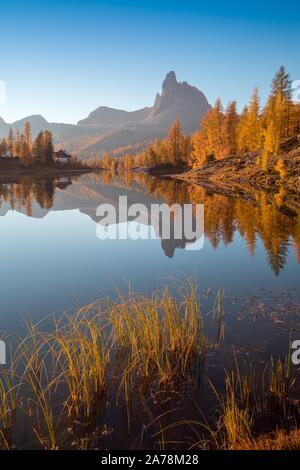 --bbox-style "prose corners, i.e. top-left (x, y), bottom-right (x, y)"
top-left (0, 72), bottom-right (210, 158)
